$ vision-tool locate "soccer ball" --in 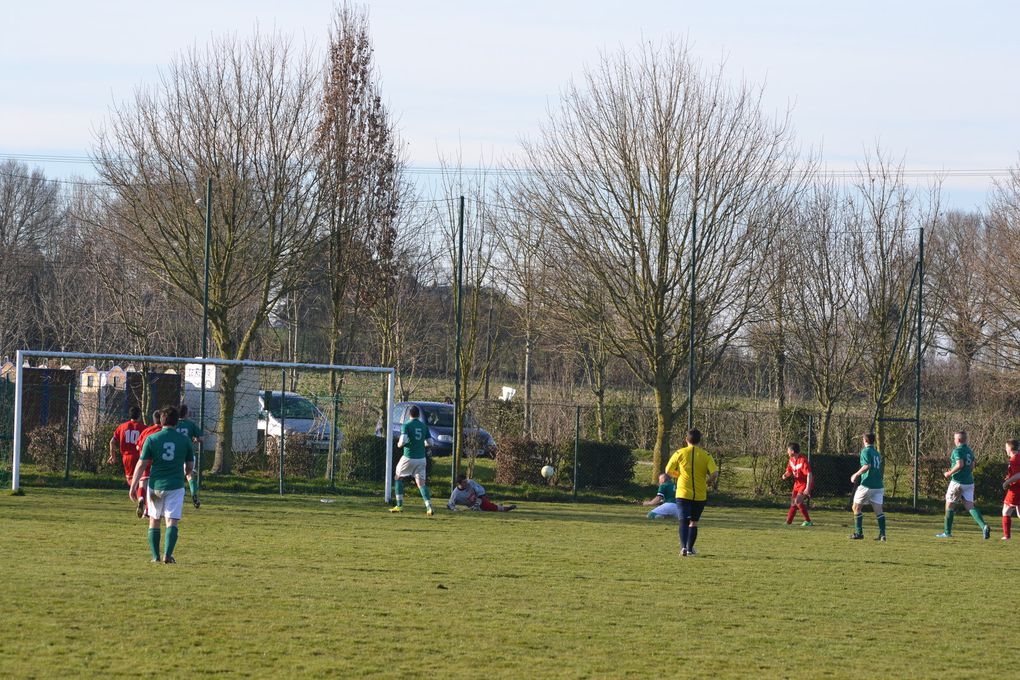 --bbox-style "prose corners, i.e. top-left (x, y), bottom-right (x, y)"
top-left (541, 465), bottom-right (555, 479)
